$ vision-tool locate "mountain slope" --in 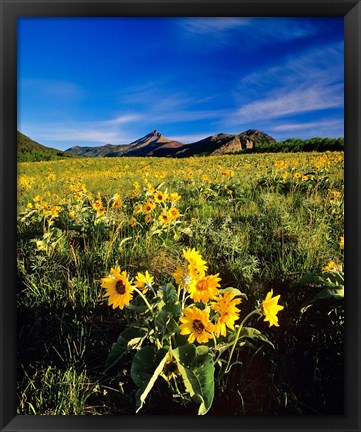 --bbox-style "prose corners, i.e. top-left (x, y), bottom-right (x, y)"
top-left (17, 131), bottom-right (76, 162)
top-left (65, 130), bottom-right (184, 157)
